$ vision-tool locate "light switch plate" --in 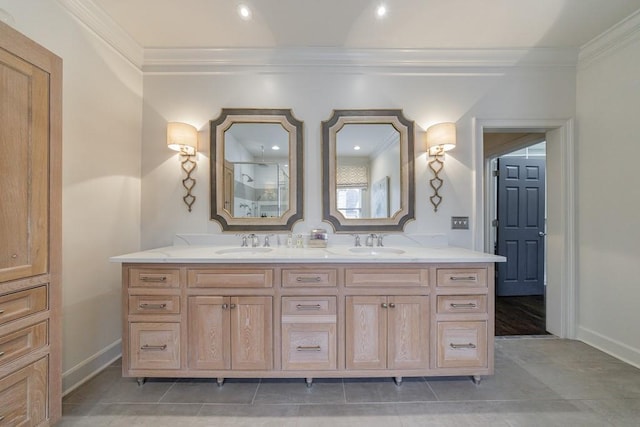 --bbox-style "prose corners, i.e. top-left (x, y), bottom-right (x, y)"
top-left (451, 216), bottom-right (469, 230)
